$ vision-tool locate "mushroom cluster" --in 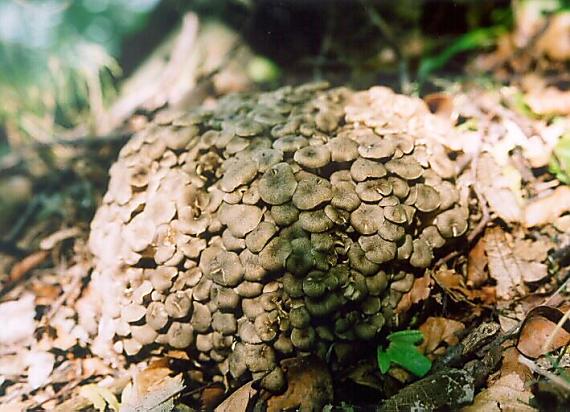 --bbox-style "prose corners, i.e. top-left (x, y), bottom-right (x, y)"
top-left (89, 82), bottom-right (469, 391)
